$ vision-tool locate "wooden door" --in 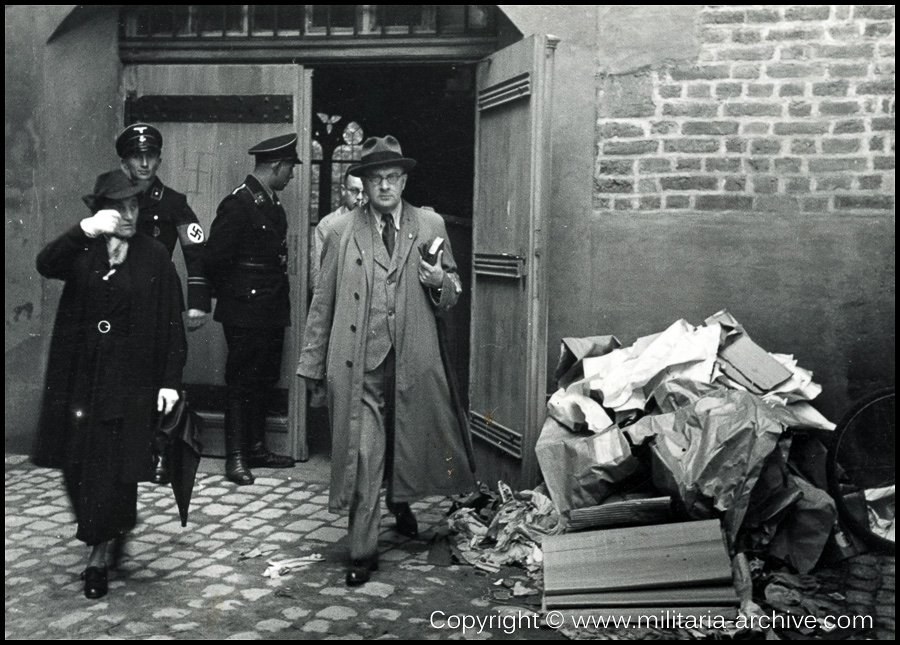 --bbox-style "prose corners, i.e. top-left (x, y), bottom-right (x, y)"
top-left (123, 64), bottom-right (313, 461)
top-left (469, 35), bottom-right (556, 488)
